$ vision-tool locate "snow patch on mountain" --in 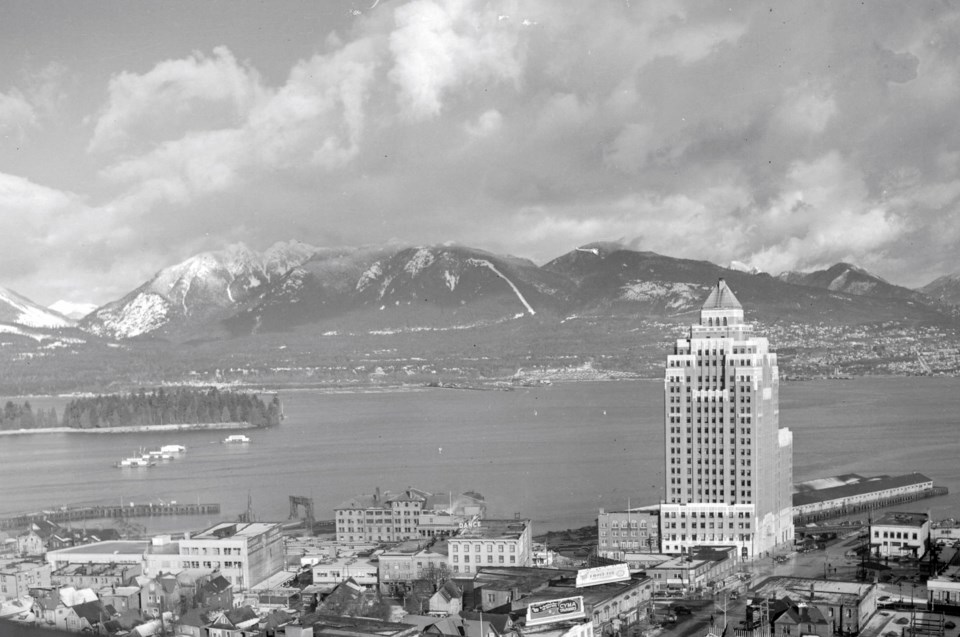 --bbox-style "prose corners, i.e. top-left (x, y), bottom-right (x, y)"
top-left (443, 270), bottom-right (459, 291)
top-left (404, 248), bottom-right (436, 276)
top-left (619, 281), bottom-right (702, 309)
top-left (466, 258), bottom-right (536, 316)
top-left (49, 300), bottom-right (98, 320)
top-left (0, 287), bottom-right (74, 328)
top-left (356, 262), bottom-right (383, 291)
top-left (90, 293), bottom-right (171, 338)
